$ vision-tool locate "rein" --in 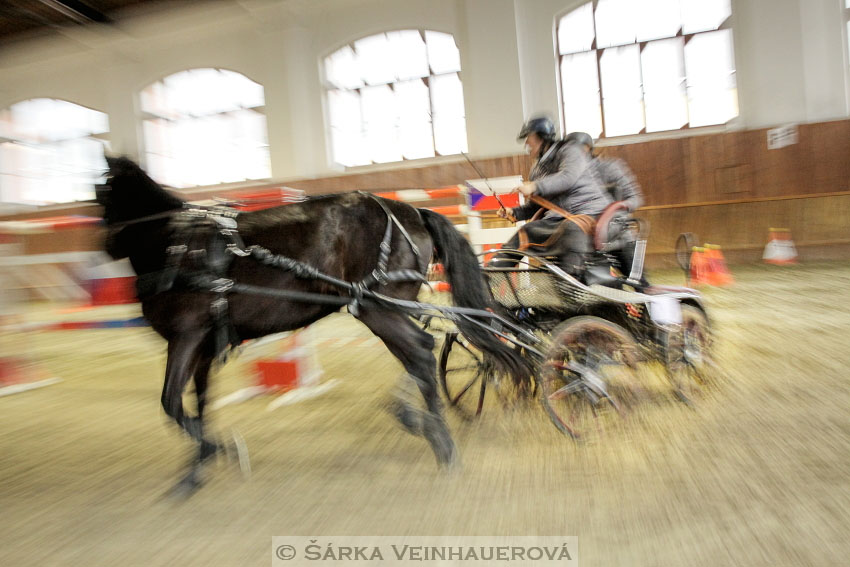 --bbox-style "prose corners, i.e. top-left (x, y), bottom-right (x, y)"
top-left (151, 194), bottom-right (428, 357)
top-left (526, 194), bottom-right (596, 235)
